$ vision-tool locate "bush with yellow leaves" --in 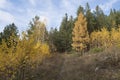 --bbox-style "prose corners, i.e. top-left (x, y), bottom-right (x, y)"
top-left (110, 27), bottom-right (120, 44)
top-left (0, 32), bottom-right (50, 80)
top-left (90, 28), bottom-right (110, 48)
top-left (90, 26), bottom-right (120, 49)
